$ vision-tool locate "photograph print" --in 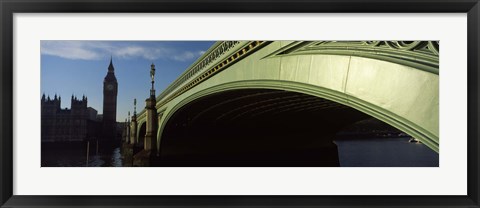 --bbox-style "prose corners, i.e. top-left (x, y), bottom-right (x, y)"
top-left (40, 41), bottom-right (439, 167)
